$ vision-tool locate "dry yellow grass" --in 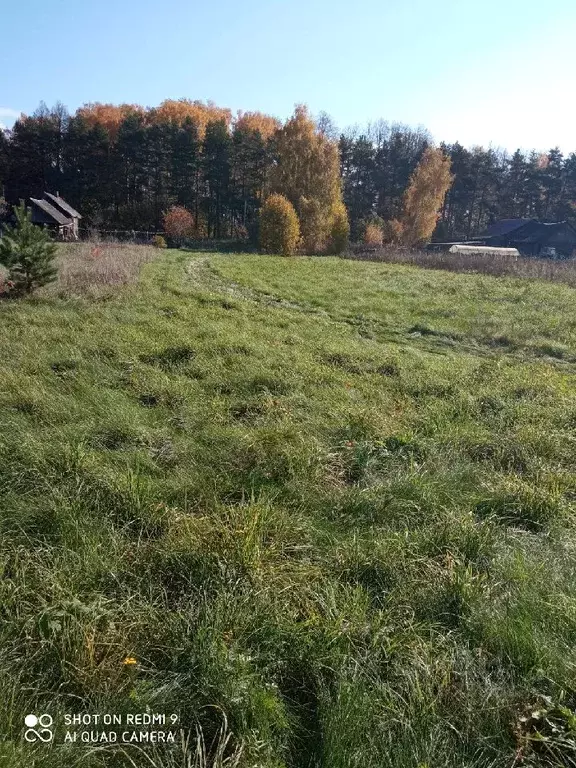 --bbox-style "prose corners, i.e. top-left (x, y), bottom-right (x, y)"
top-left (42, 241), bottom-right (158, 298)
top-left (349, 244), bottom-right (576, 287)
